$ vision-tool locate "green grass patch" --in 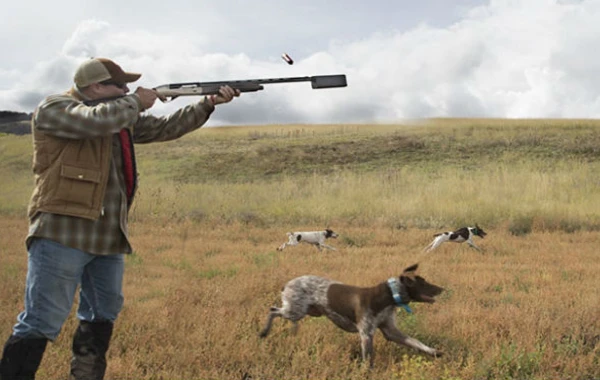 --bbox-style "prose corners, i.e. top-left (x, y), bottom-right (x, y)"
top-left (3, 119), bottom-right (600, 231)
